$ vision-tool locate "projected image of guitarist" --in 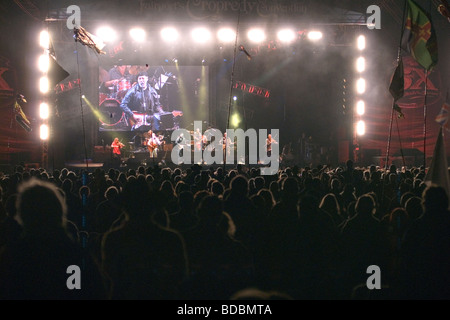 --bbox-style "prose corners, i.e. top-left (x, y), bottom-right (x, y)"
top-left (120, 71), bottom-right (164, 131)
